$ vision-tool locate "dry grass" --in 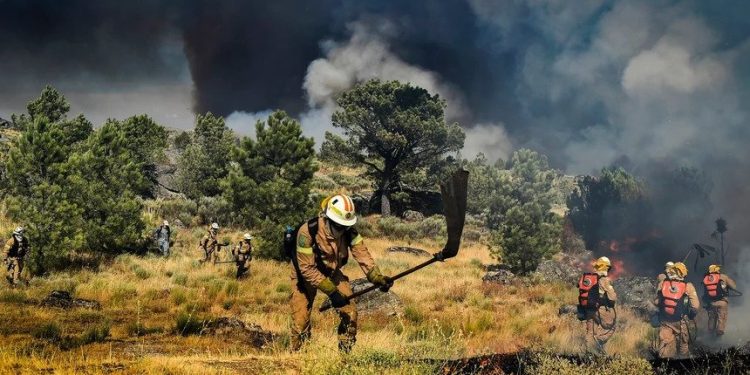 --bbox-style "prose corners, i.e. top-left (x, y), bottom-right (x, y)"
top-left (0, 222), bottom-right (655, 374)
